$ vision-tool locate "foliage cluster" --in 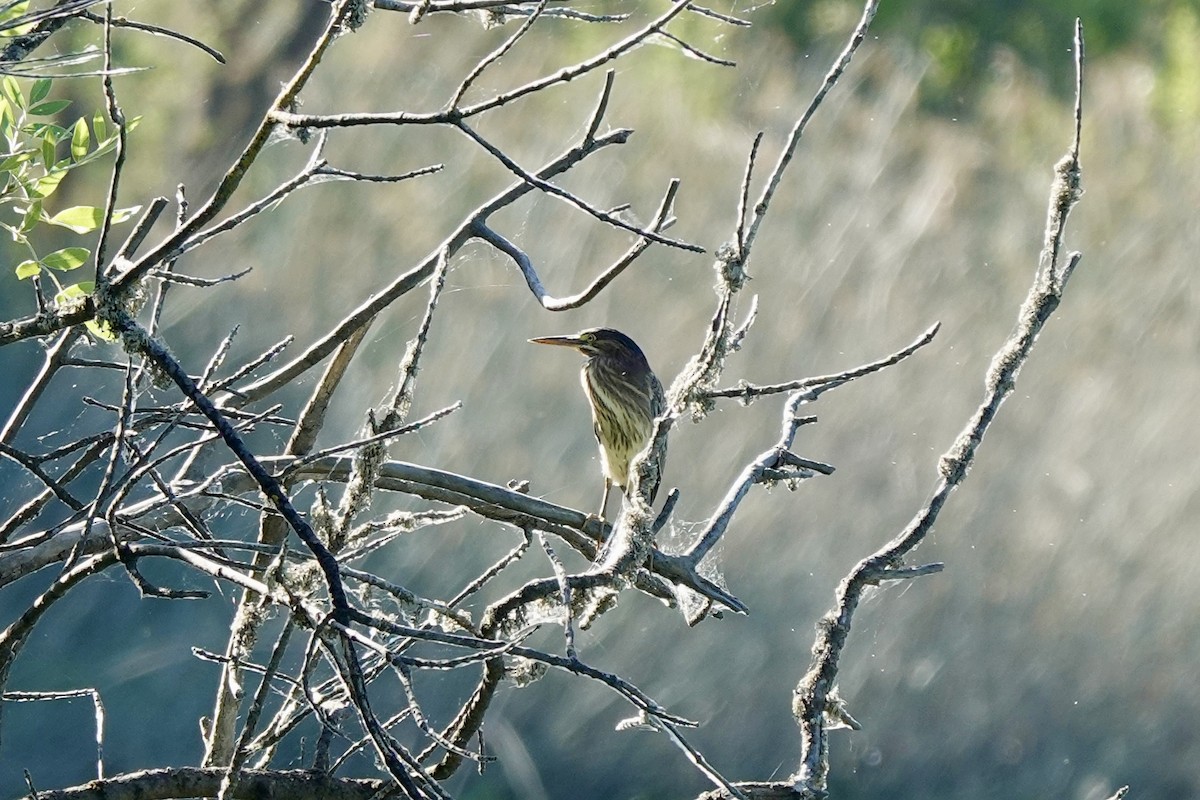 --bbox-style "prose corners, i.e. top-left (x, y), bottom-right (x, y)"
top-left (0, 75), bottom-right (135, 320)
top-left (766, 0), bottom-right (1200, 120)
